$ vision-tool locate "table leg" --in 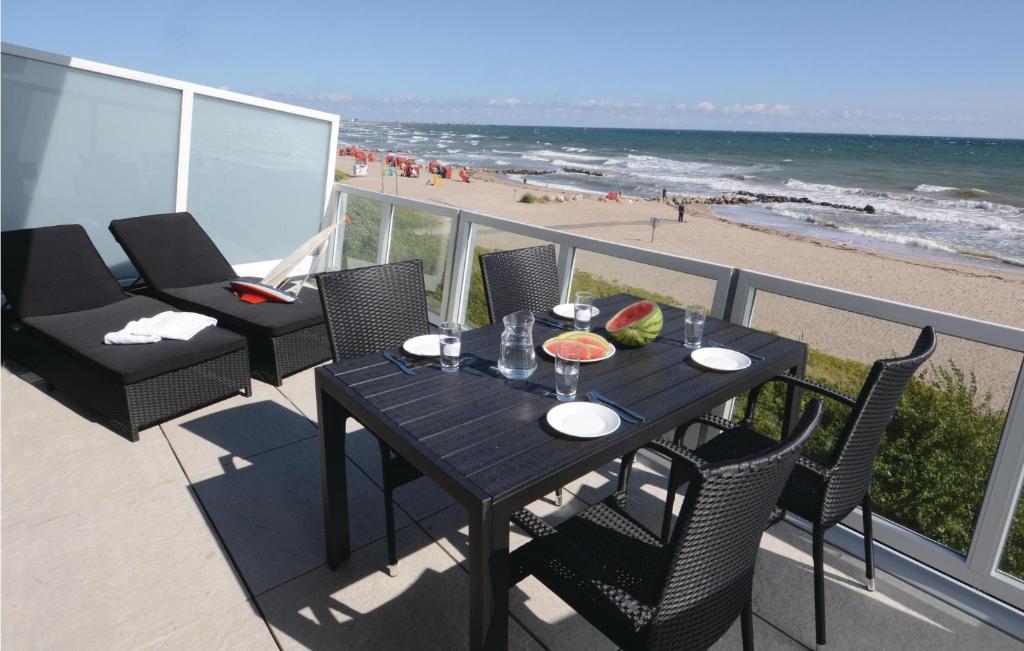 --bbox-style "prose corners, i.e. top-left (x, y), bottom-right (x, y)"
top-left (468, 501), bottom-right (510, 651)
top-left (782, 355), bottom-right (808, 439)
top-left (318, 387), bottom-right (351, 568)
